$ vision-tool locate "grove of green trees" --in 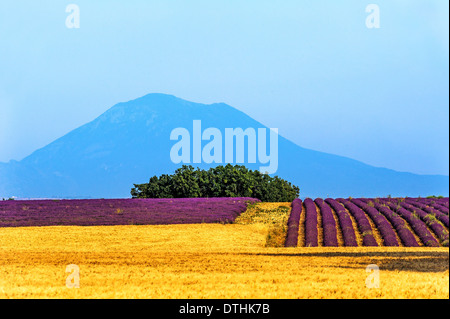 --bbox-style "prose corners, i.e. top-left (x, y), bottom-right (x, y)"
top-left (131, 164), bottom-right (299, 202)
